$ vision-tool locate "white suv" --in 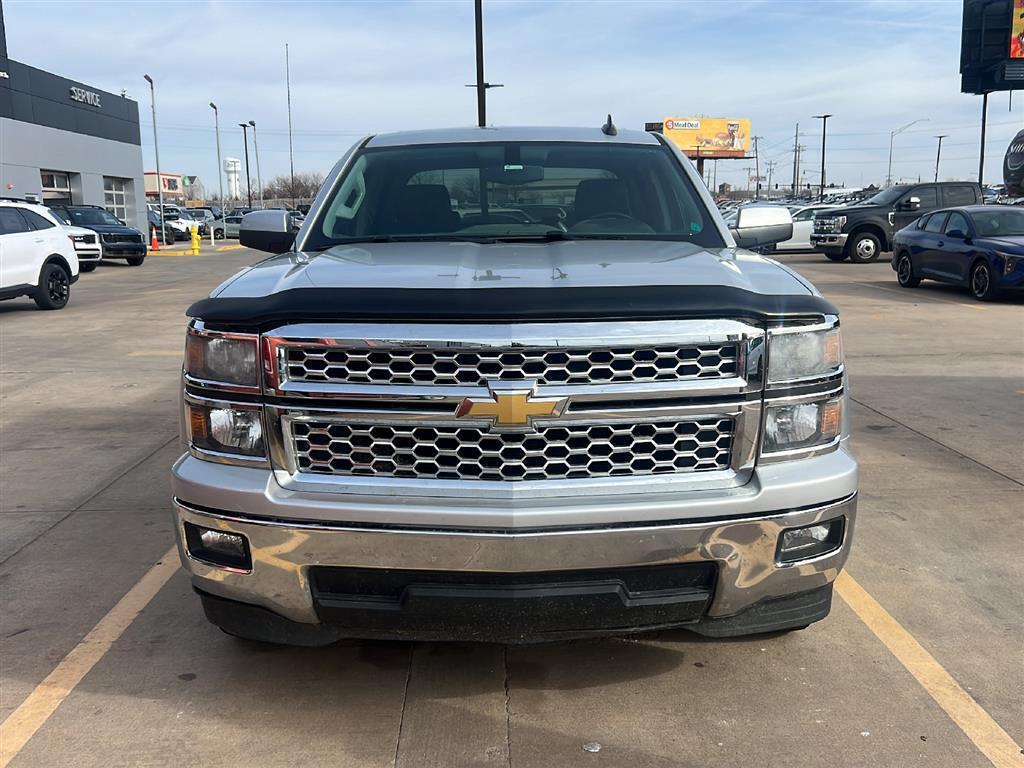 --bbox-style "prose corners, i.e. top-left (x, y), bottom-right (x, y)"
top-left (0, 200), bottom-right (80, 310)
